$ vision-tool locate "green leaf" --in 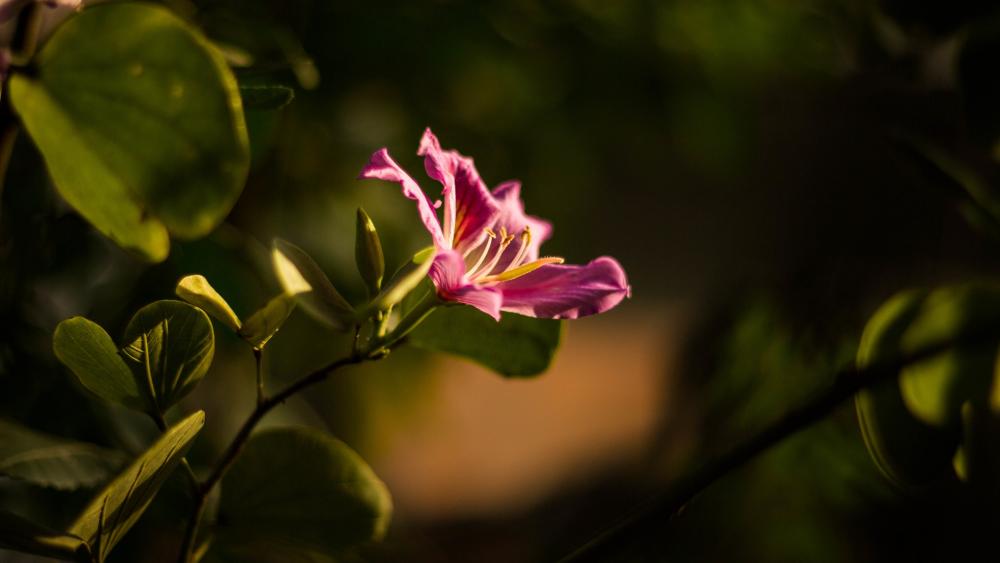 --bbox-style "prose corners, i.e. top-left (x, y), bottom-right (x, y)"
top-left (239, 84), bottom-right (295, 110)
top-left (53, 317), bottom-right (151, 413)
top-left (0, 419), bottom-right (128, 491)
top-left (121, 300), bottom-right (215, 413)
top-left (69, 411), bottom-right (205, 562)
top-left (855, 290), bottom-right (958, 488)
top-left (237, 295), bottom-right (295, 349)
top-left (272, 238), bottom-right (355, 330)
top-left (355, 208), bottom-right (385, 297)
top-left (897, 284), bottom-right (1000, 427)
top-left (176, 275), bottom-right (242, 333)
top-left (409, 305), bottom-right (563, 377)
top-left (370, 247), bottom-right (435, 312)
top-left (8, 3), bottom-right (250, 261)
top-left (0, 510), bottom-right (90, 562)
top-left (210, 427), bottom-right (392, 562)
